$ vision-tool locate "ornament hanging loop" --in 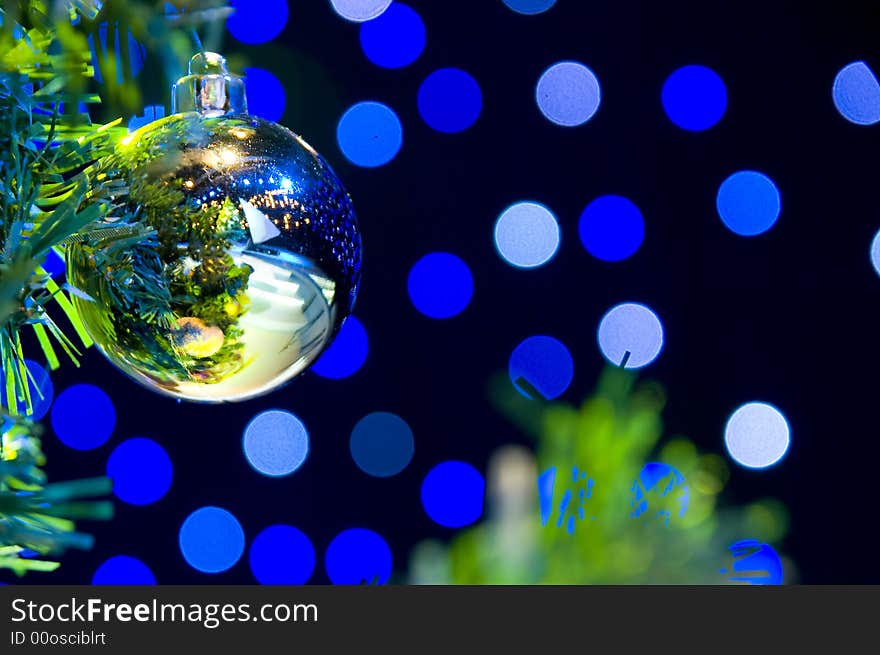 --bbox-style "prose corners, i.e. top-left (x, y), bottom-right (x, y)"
top-left (171, 52), bottom-right (248, 117)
